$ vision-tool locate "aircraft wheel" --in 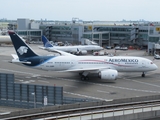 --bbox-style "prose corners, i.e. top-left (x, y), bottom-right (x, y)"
top-left (79, 52), bottom-right (82, 55)
top-left (79, 73), bottom-right (82, 76)
top-left (142, 72), bottom-right (145, 77)
top-left (85, 76), bottom-right (89, 80)
top-left (81, 76), bottom-right (85, 80)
